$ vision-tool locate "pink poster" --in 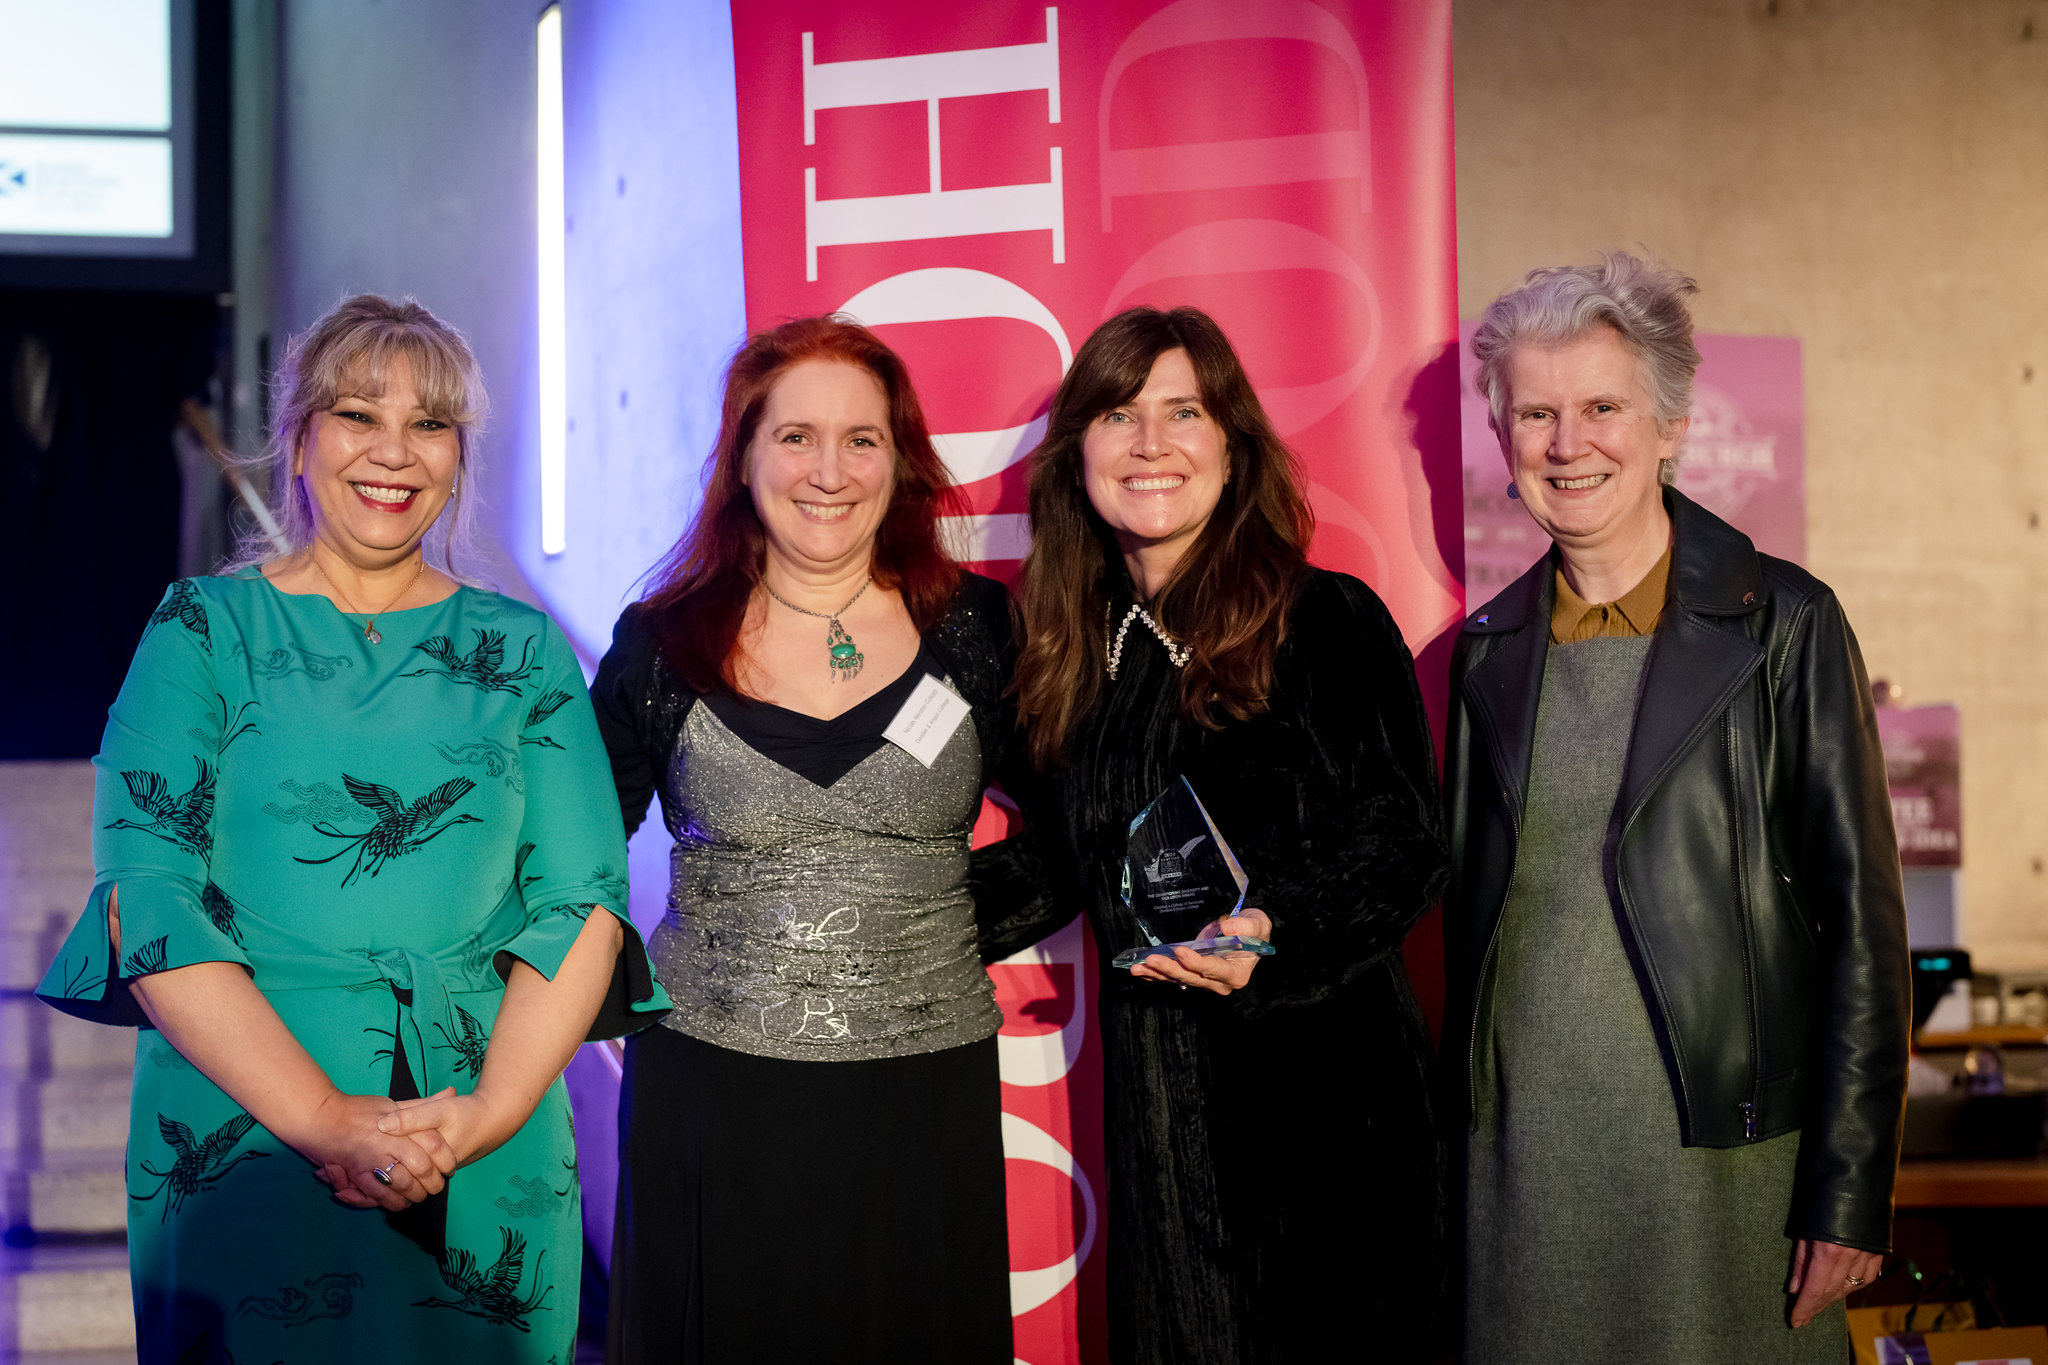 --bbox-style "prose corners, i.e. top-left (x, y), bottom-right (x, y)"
top-left (1878, 704), bottom-right (1962, 868)
top-left (729, 4), bottom-right (1459, 1360)
top-left (1459, 327), bottom-right (1807, 600)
